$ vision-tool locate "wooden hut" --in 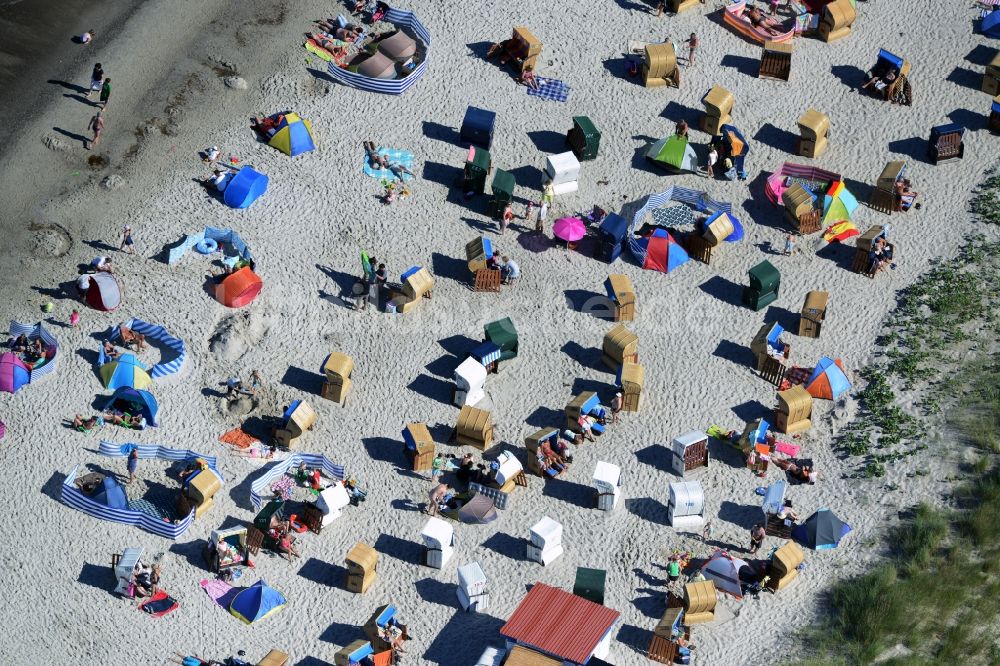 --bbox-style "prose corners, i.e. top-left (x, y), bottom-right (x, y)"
top-left (775, 385), bottom-right (812, 434)
top-left (758, 40), bottom-right (792, 81)
top-left (601, 323), bottom-right (638, 370)
top-left (321, 352), bottom-right (353, 405)
top-left (701, 85), bottom-right (734, 135)
top-left (818, 0), bottom-right (856, 42)
top-left (605, 274), bottom-right (636, 322)
top-left (455, 405), bottom-right (493, 450)
top-left (798, 290), bottom-right (829, 338)
top-left (797, 109), bottom-right (829, 159)
top-left (643, 42), bottom-right (679, 88)
top-left (345, 542), bottom-right (378, 594)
